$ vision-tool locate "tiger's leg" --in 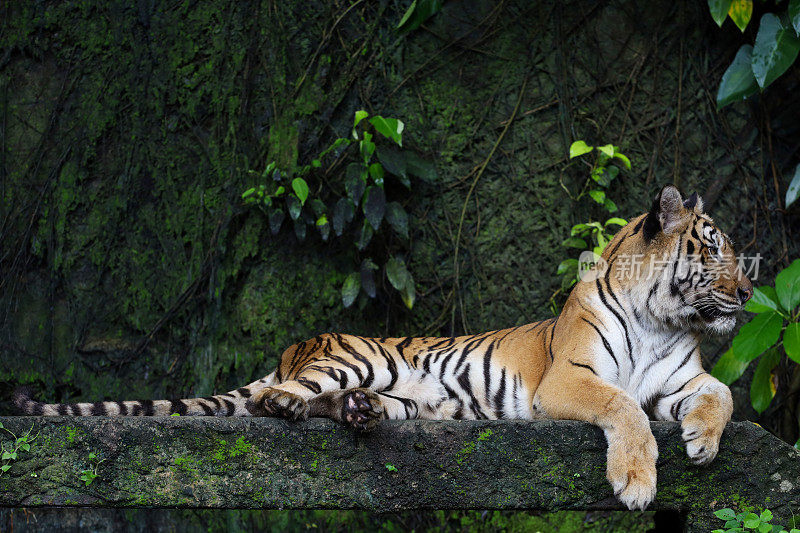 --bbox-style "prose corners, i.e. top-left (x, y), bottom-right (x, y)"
top-left (245, 361), bottom-right (378, 420)
top-left (308, 389), bottom-right (433, 431)
top-left (308, 389), bottom-right (385, 431)
top-left (536, 362), bottom-right (658, 511)
top-left (653, 372), bottom-right (732, 465)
